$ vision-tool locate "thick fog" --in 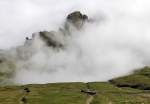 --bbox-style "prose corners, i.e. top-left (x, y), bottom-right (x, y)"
top-left (0, 0), bottom-right (150, 84)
